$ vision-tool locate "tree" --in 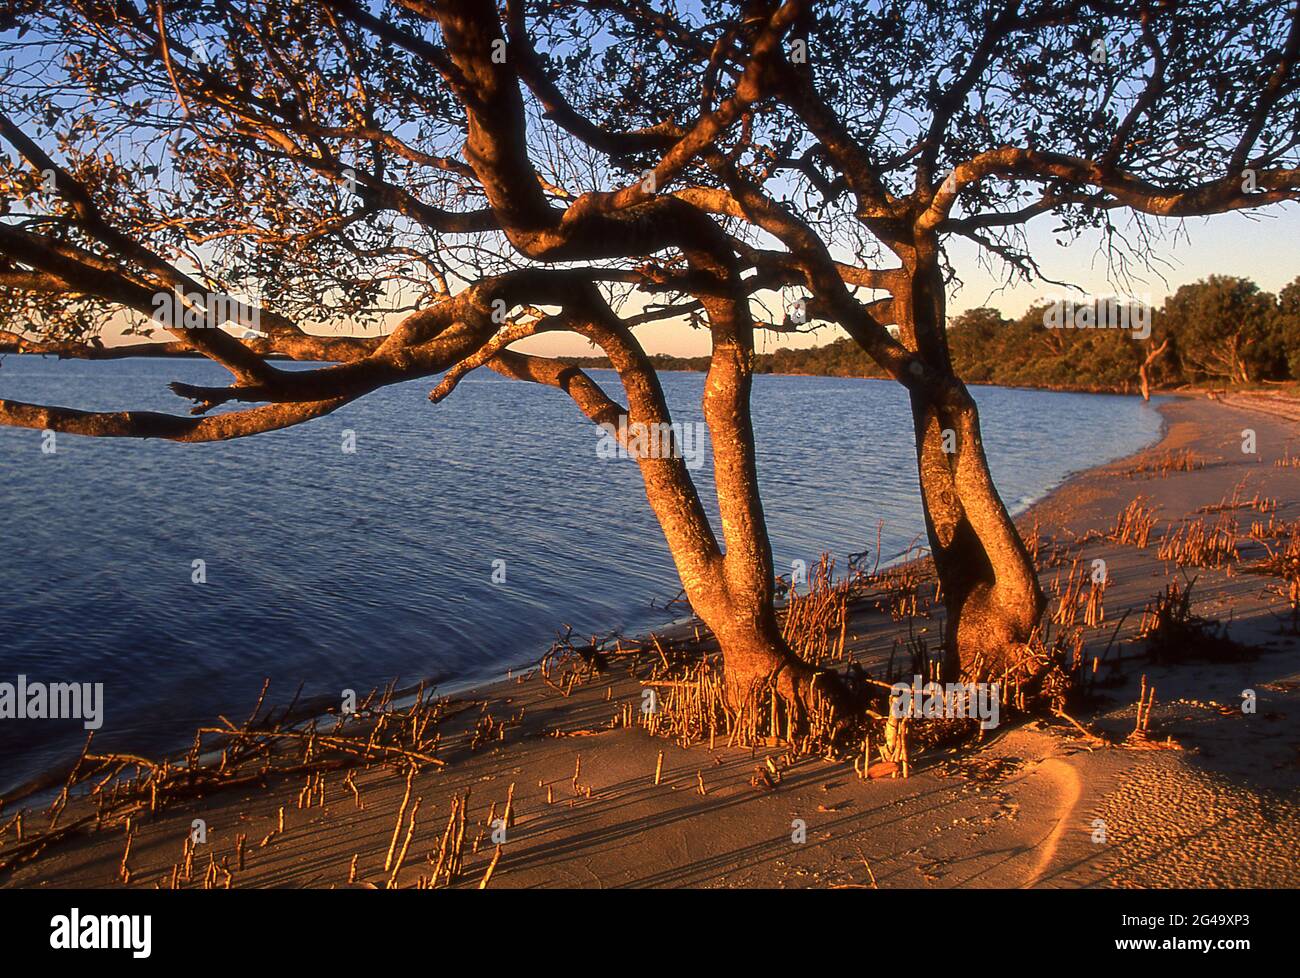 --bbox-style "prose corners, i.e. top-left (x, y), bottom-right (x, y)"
top-left (1138, 336), bottom-right (1170, 401)
top-left (613, 0), bottom-right (1297, 678)
top-left (1279, 276), bottom-right (1300, 381)
top-left (1159, 276), bottom-right (1285, 384)
top-left (1, 0), bottom-right (1298, 709)
top-left (946, 308), bottom-right (1009, 384)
